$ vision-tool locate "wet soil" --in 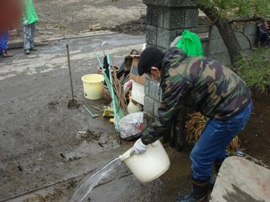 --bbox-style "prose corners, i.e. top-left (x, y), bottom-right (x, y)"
top-left (111, 15), bottom-right (146, 35)
top-left (0, 34), bottom-right (146, 201)
top-left (238, 89), bottom-right (270, 166)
